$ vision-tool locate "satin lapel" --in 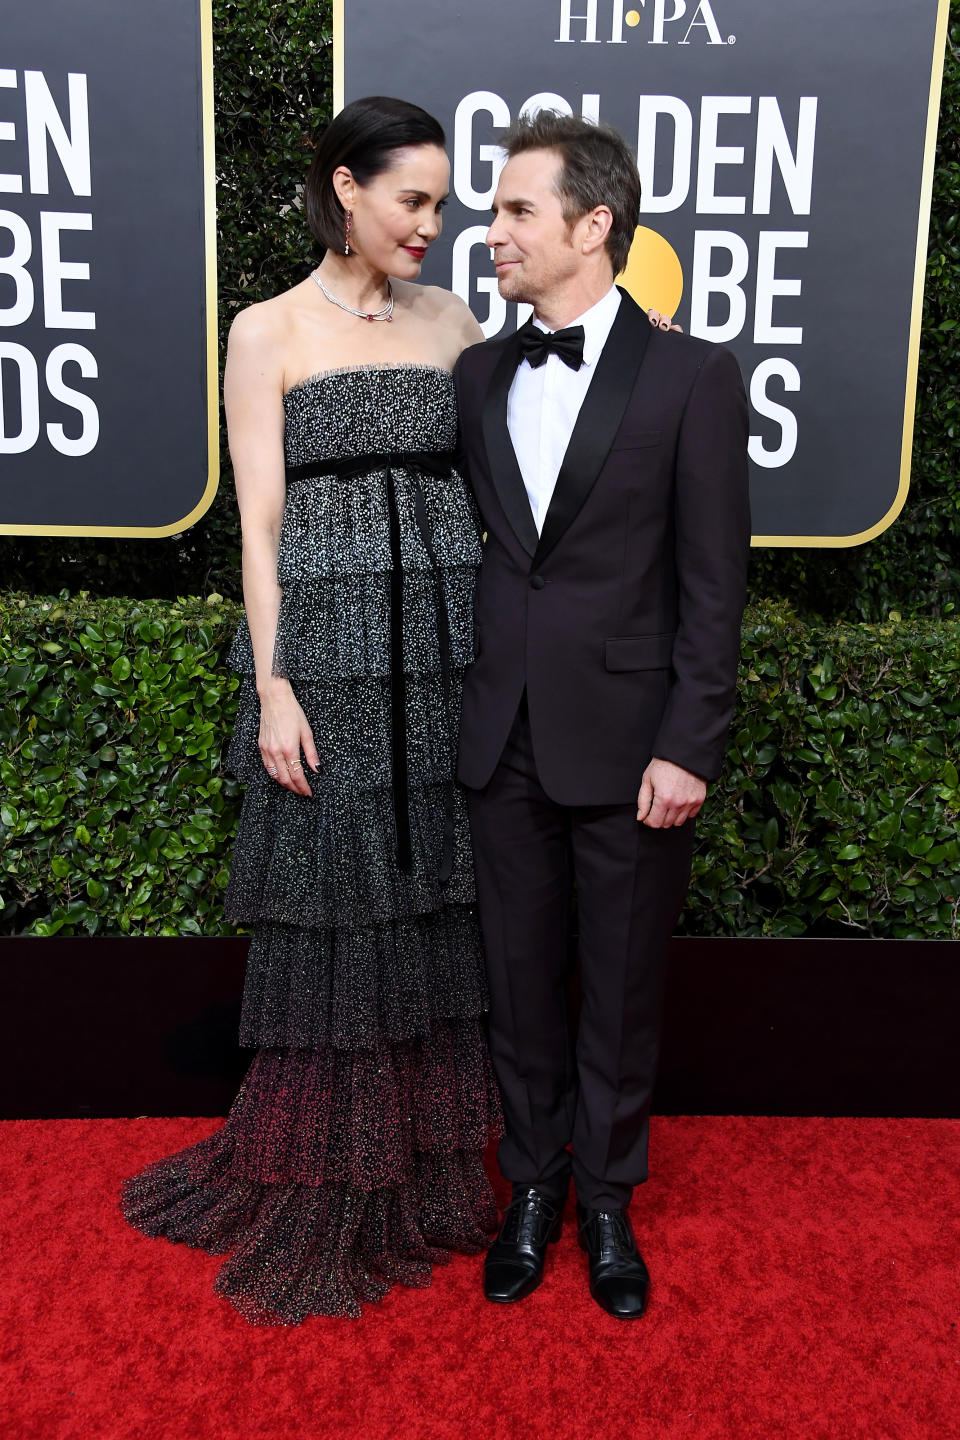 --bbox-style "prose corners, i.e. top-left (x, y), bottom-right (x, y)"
top-left (533, 290), bottom-right (651, 568)
top-left (480, 332), bottom-right (539, 558)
